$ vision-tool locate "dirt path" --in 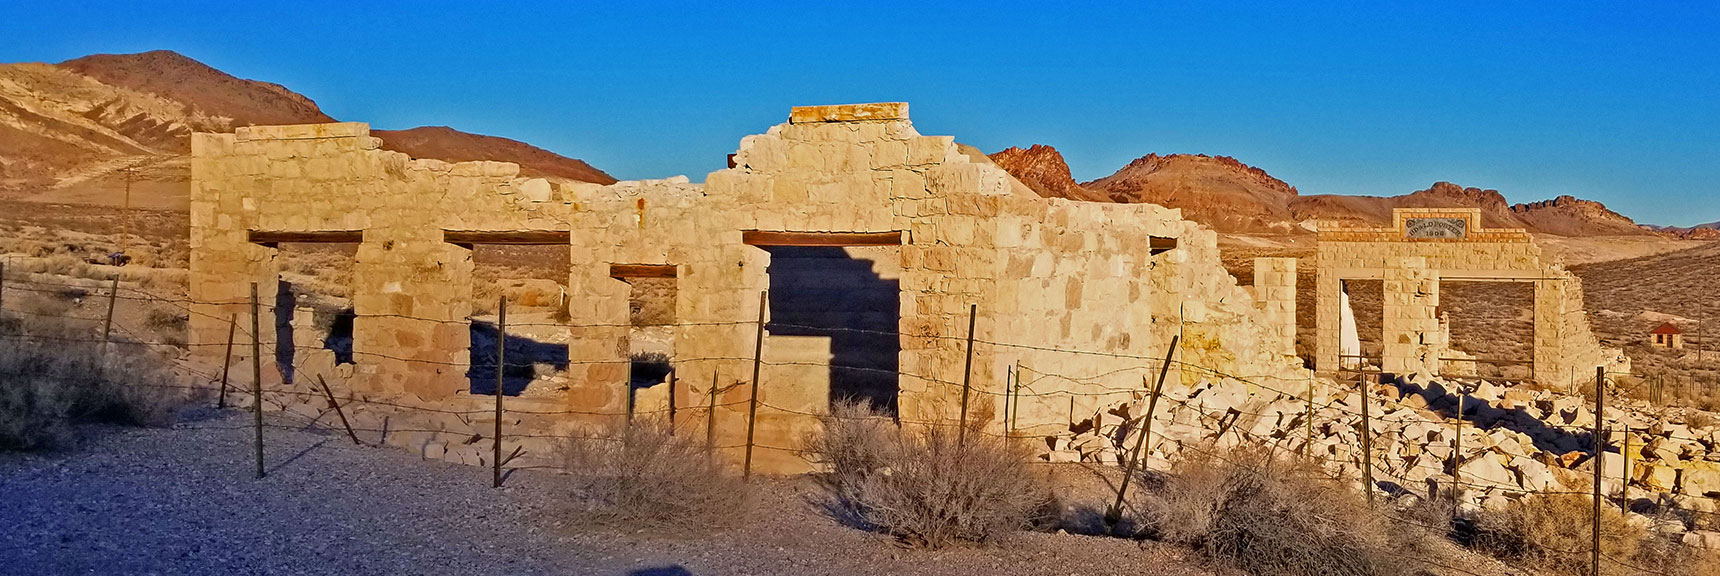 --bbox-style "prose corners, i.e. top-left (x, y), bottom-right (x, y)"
top-left (0, 411), bottom-right (1214, 576)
